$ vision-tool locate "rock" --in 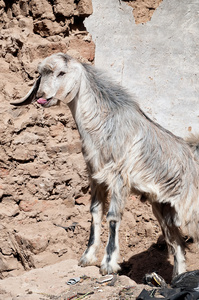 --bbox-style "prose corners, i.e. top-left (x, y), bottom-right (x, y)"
top-left (2, 33), bottom-right (24, 56)
top-left (30, 0), bottom-right (54, 20)
top-left (12, 222), bottom-right (65, 255)
top-left (145, 222), bottom-right (153, 237)
top-left (0, 202), bottom-right (19, 218)
top-left (9, 145), bottom-right (36, 162)
top-left (0, 253), bottom-right (10, 272)
top-left (18, 0), bottom-right (30, 17)
top-left (18, 16), bottom-right (34, 33)
top-left (49, 122), bottom-right (65, 138)
top-left (53, 0), bottom-right (75, 17)
top-left (12, 132), bottom-right (40, 145)
top-left (11, 2), bottom-right (21, 17)
top-left (76, 0), bottom-right (93, 16)
top-left (33, 19), bottom-right (70, 37)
